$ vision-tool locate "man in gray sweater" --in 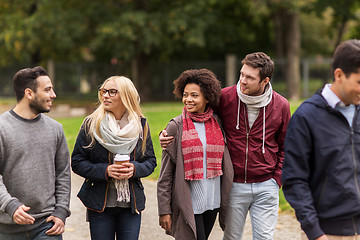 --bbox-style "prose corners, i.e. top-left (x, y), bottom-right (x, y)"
top-left (0, 66), bottom-right (71, 239)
